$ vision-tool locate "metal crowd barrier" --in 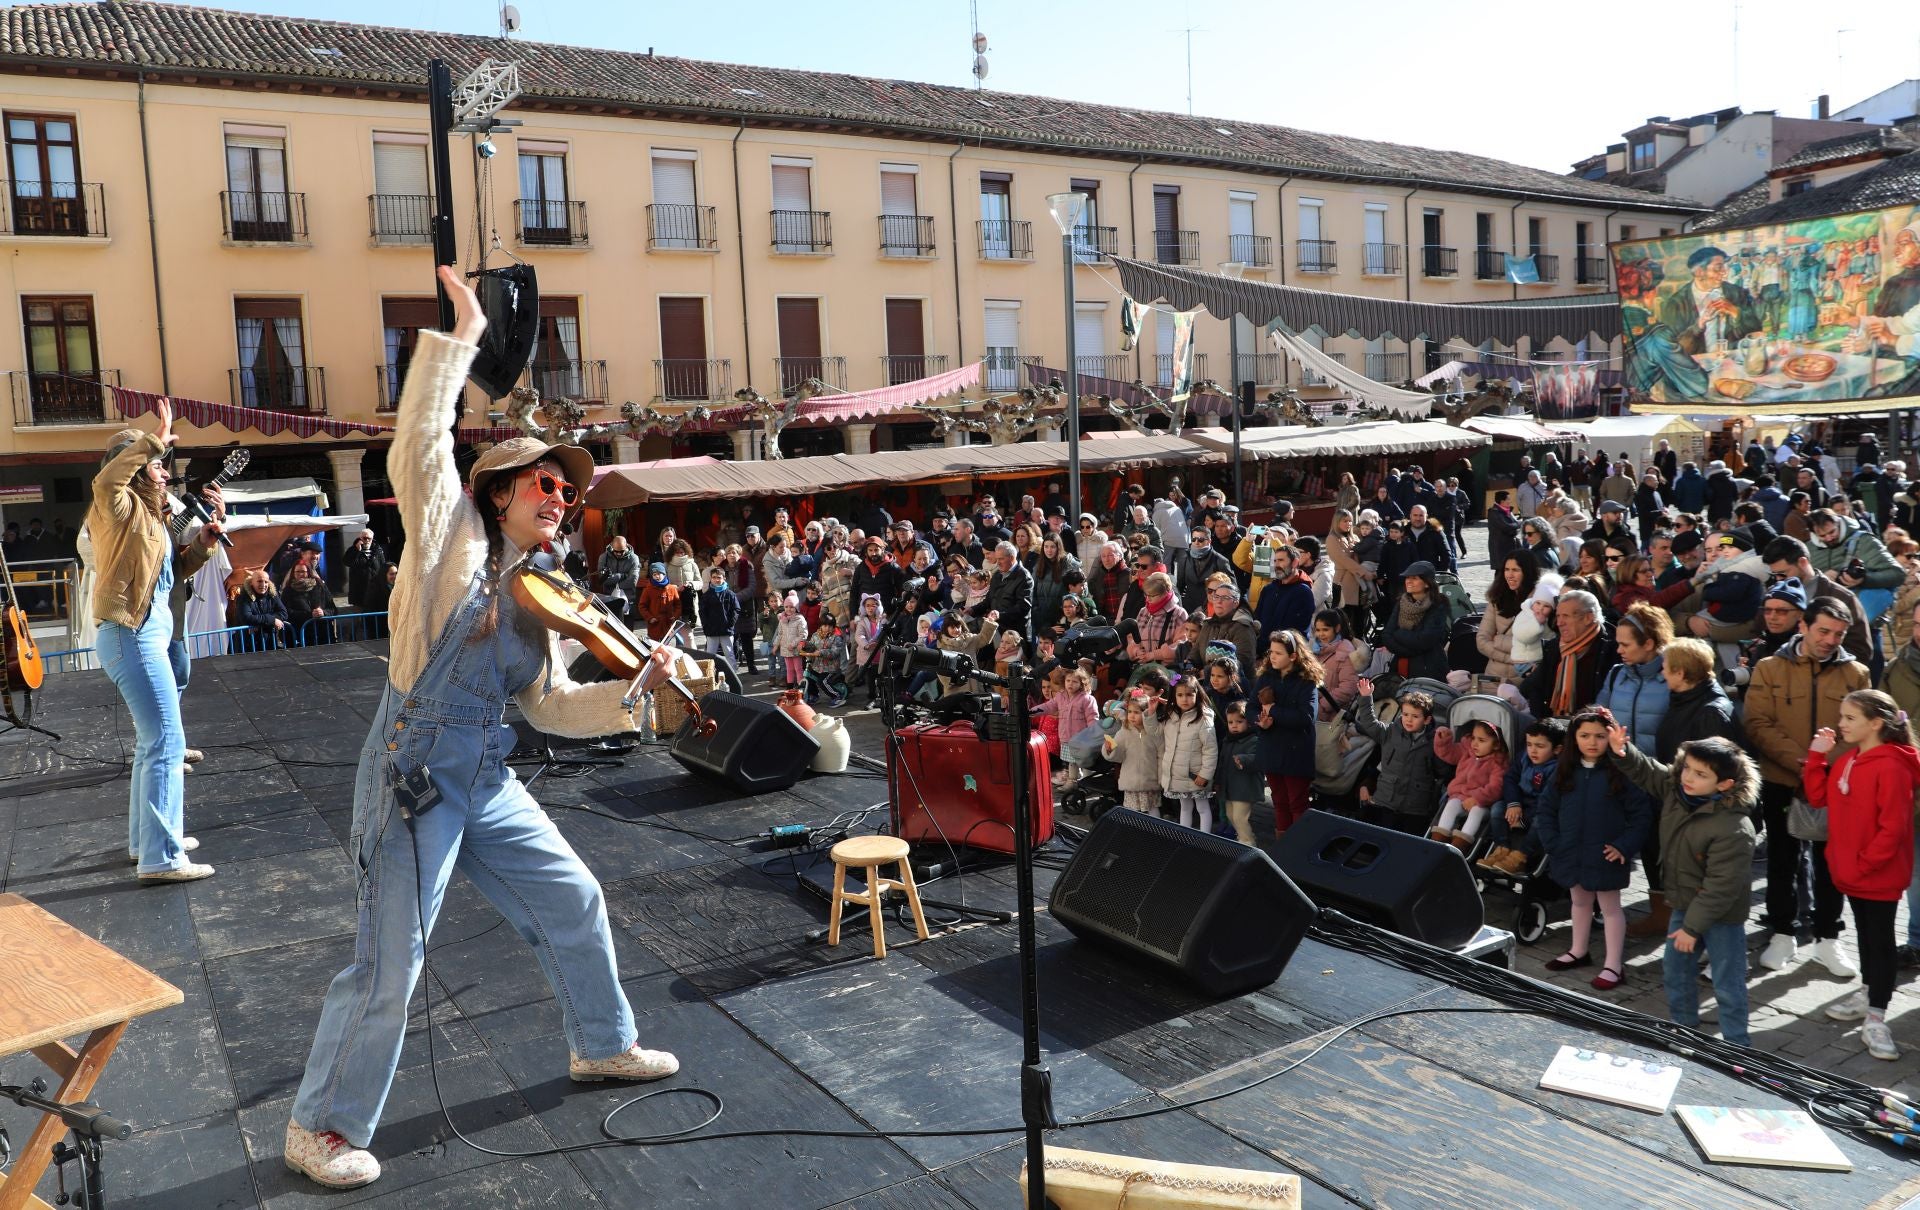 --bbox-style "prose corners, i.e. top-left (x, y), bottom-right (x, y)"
top-left (35, 612), bottom-right (388, 675)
